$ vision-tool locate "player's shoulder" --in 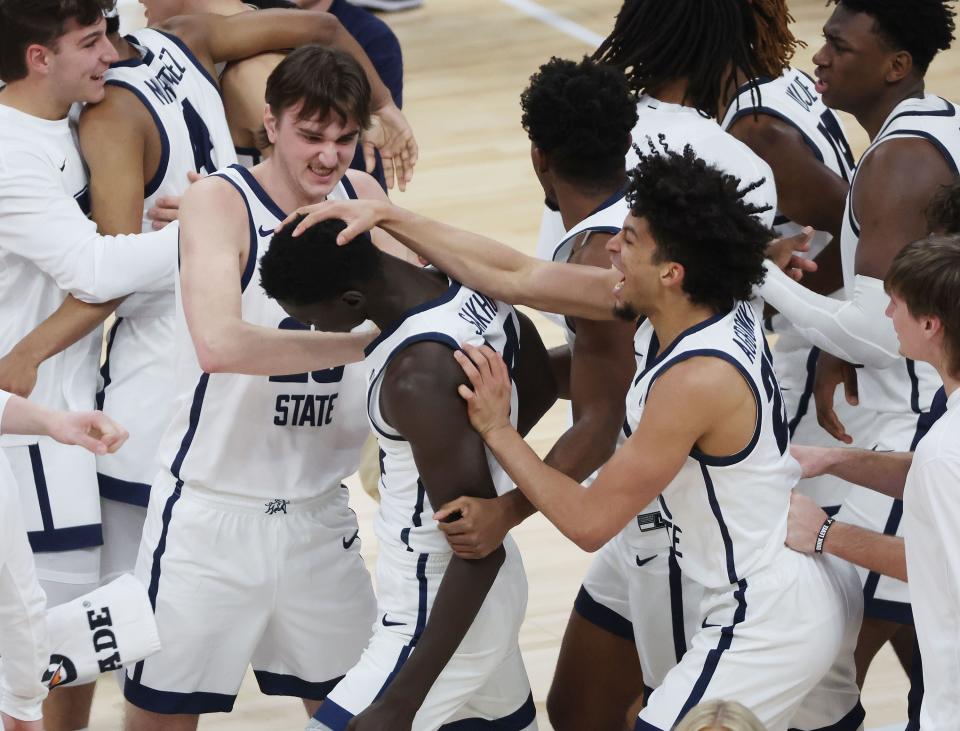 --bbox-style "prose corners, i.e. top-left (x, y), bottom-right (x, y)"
top-left (183, 170), bottom-right (247, 211)
top-left (79, 84), bottom-right (153, 132)
top-left (221, 52), bottom-right (285, 89)
top-left (726, 107), bottom-right (808, 155)
top-left (381, 340), bottom-right (465, 420)
top-left (344, 168), bottom-right (387, 201)
top-left (648, 352), bottom-right (752, 414)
